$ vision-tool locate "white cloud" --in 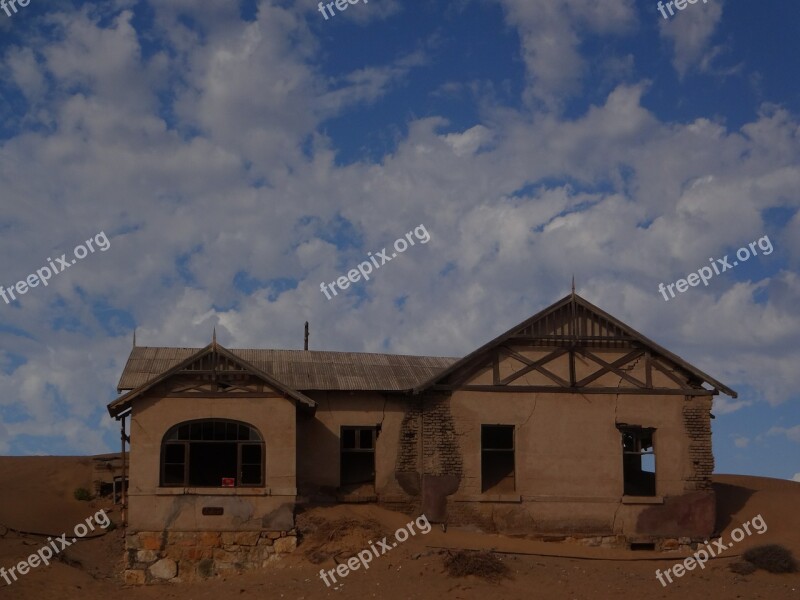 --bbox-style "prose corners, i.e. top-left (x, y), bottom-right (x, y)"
top-left (792, 473), bottom-right (800, 483)
top-left (496, 0), bottom-right (637, 108)
top-left (658, 0), bottom-right (725, 76)
top-left (713, 398), bottom-right (752, 416)
top-left (767, 425), bottom-right (800, 444)
top-left (733, 436), bottom-right (750, 449)
top-left (442, 125), bottom-right (494, 157)
top-left (0, 3), bottom-right (799, 456)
